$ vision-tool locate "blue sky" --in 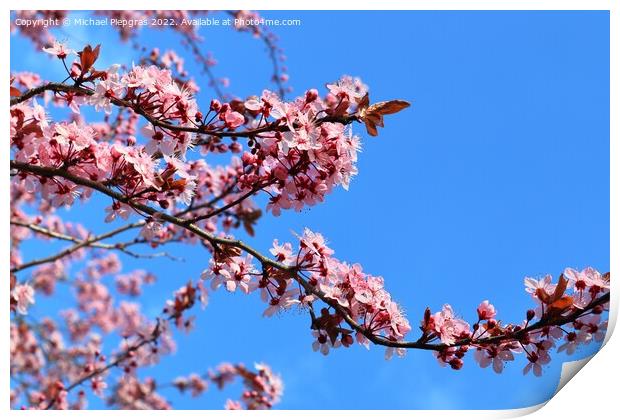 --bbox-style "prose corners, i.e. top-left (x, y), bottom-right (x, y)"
top-left (10, 11), bottom-right (610, 409)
